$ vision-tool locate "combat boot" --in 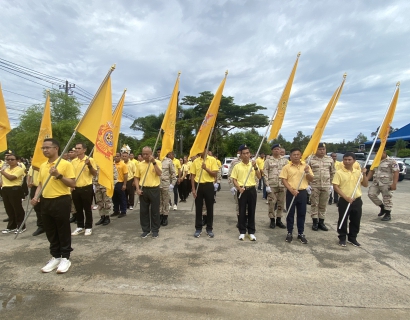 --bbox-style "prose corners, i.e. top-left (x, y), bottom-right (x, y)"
top-left (102, 216), bottom-right (110, 226)
top-left (269, 218), bottom-right (276, 229)
top-left (160, 214), bottom-right (164, 225)
top-left (381, 210), bottom-right (391, 221)
top-left (276, 217), bottom-right (286, 229)
top-left (378, 204), bottom-right (385, 217)
top-left (162, 215), bottom-right (168, 226)
top-left (312, 218), bottom-right (319, 231)
top-left (318, 219), bottom-right (328, 231)
top-left (95, 215), bottom-right (105, 226)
